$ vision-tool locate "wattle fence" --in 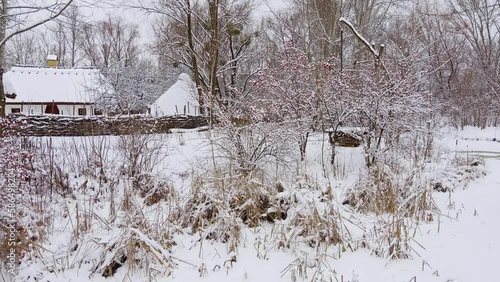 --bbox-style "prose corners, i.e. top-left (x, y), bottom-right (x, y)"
top-left (4, 115), bottom-right (208, 136)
